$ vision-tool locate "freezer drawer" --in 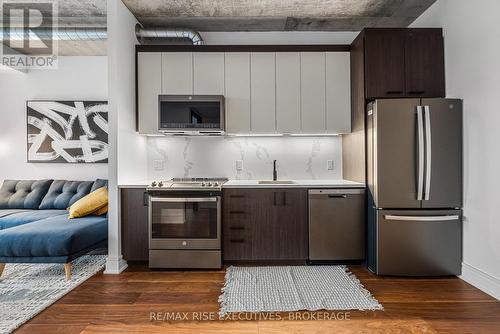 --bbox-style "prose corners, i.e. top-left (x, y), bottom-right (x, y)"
top-left (309, 189), bottom-right (365, 261)
top-left (376, 209), bottom-right (462, 276)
